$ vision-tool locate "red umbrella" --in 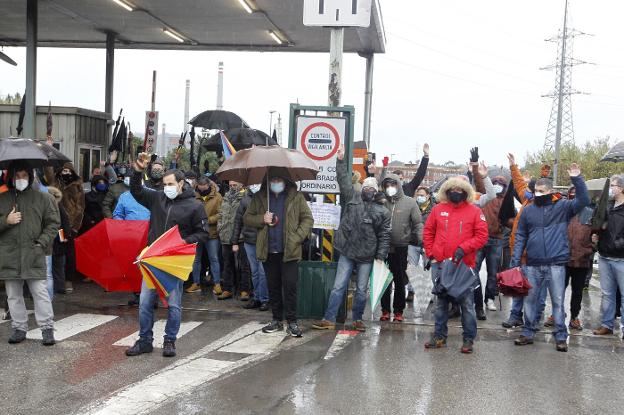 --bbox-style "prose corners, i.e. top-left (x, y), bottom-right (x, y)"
top-left (75, 219), bottom-right (149, 292)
